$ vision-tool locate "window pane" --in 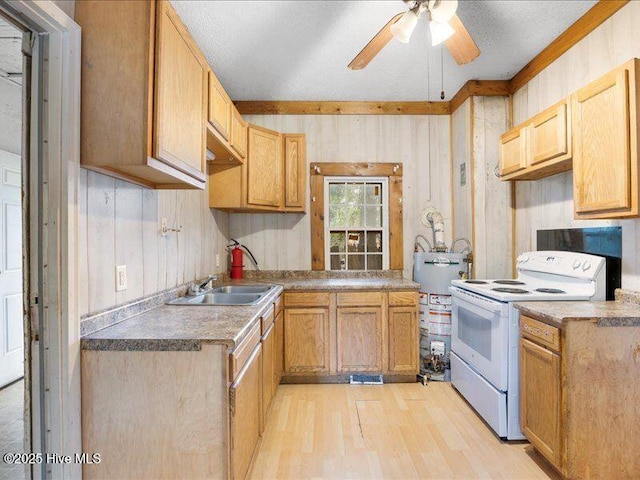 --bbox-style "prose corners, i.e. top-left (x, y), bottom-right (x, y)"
top-left (367, 254), bottom-right (383, 270)
top-left (330, 254), bottom-right (346, 270)
top-left (365, 206), bottom-right (382, 227)
top-left (366, 231), bottom-right (382, 253)
top-left (329, 206), bottom-right (344, 227)
top-left (348, 255), bottom-right (365, 270)
top-left (329, 183), bottom-right (346, 205)
top-left (365, 183), bottom-right (382, 204)
top-left (330, 232), bottom-right (346, 253)
top-left (346, 206), bottom-right (363, 228)
top-left (347, 231), bottom-right (365, 252)
top-left (346, 183), bottom-right (364, 205)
